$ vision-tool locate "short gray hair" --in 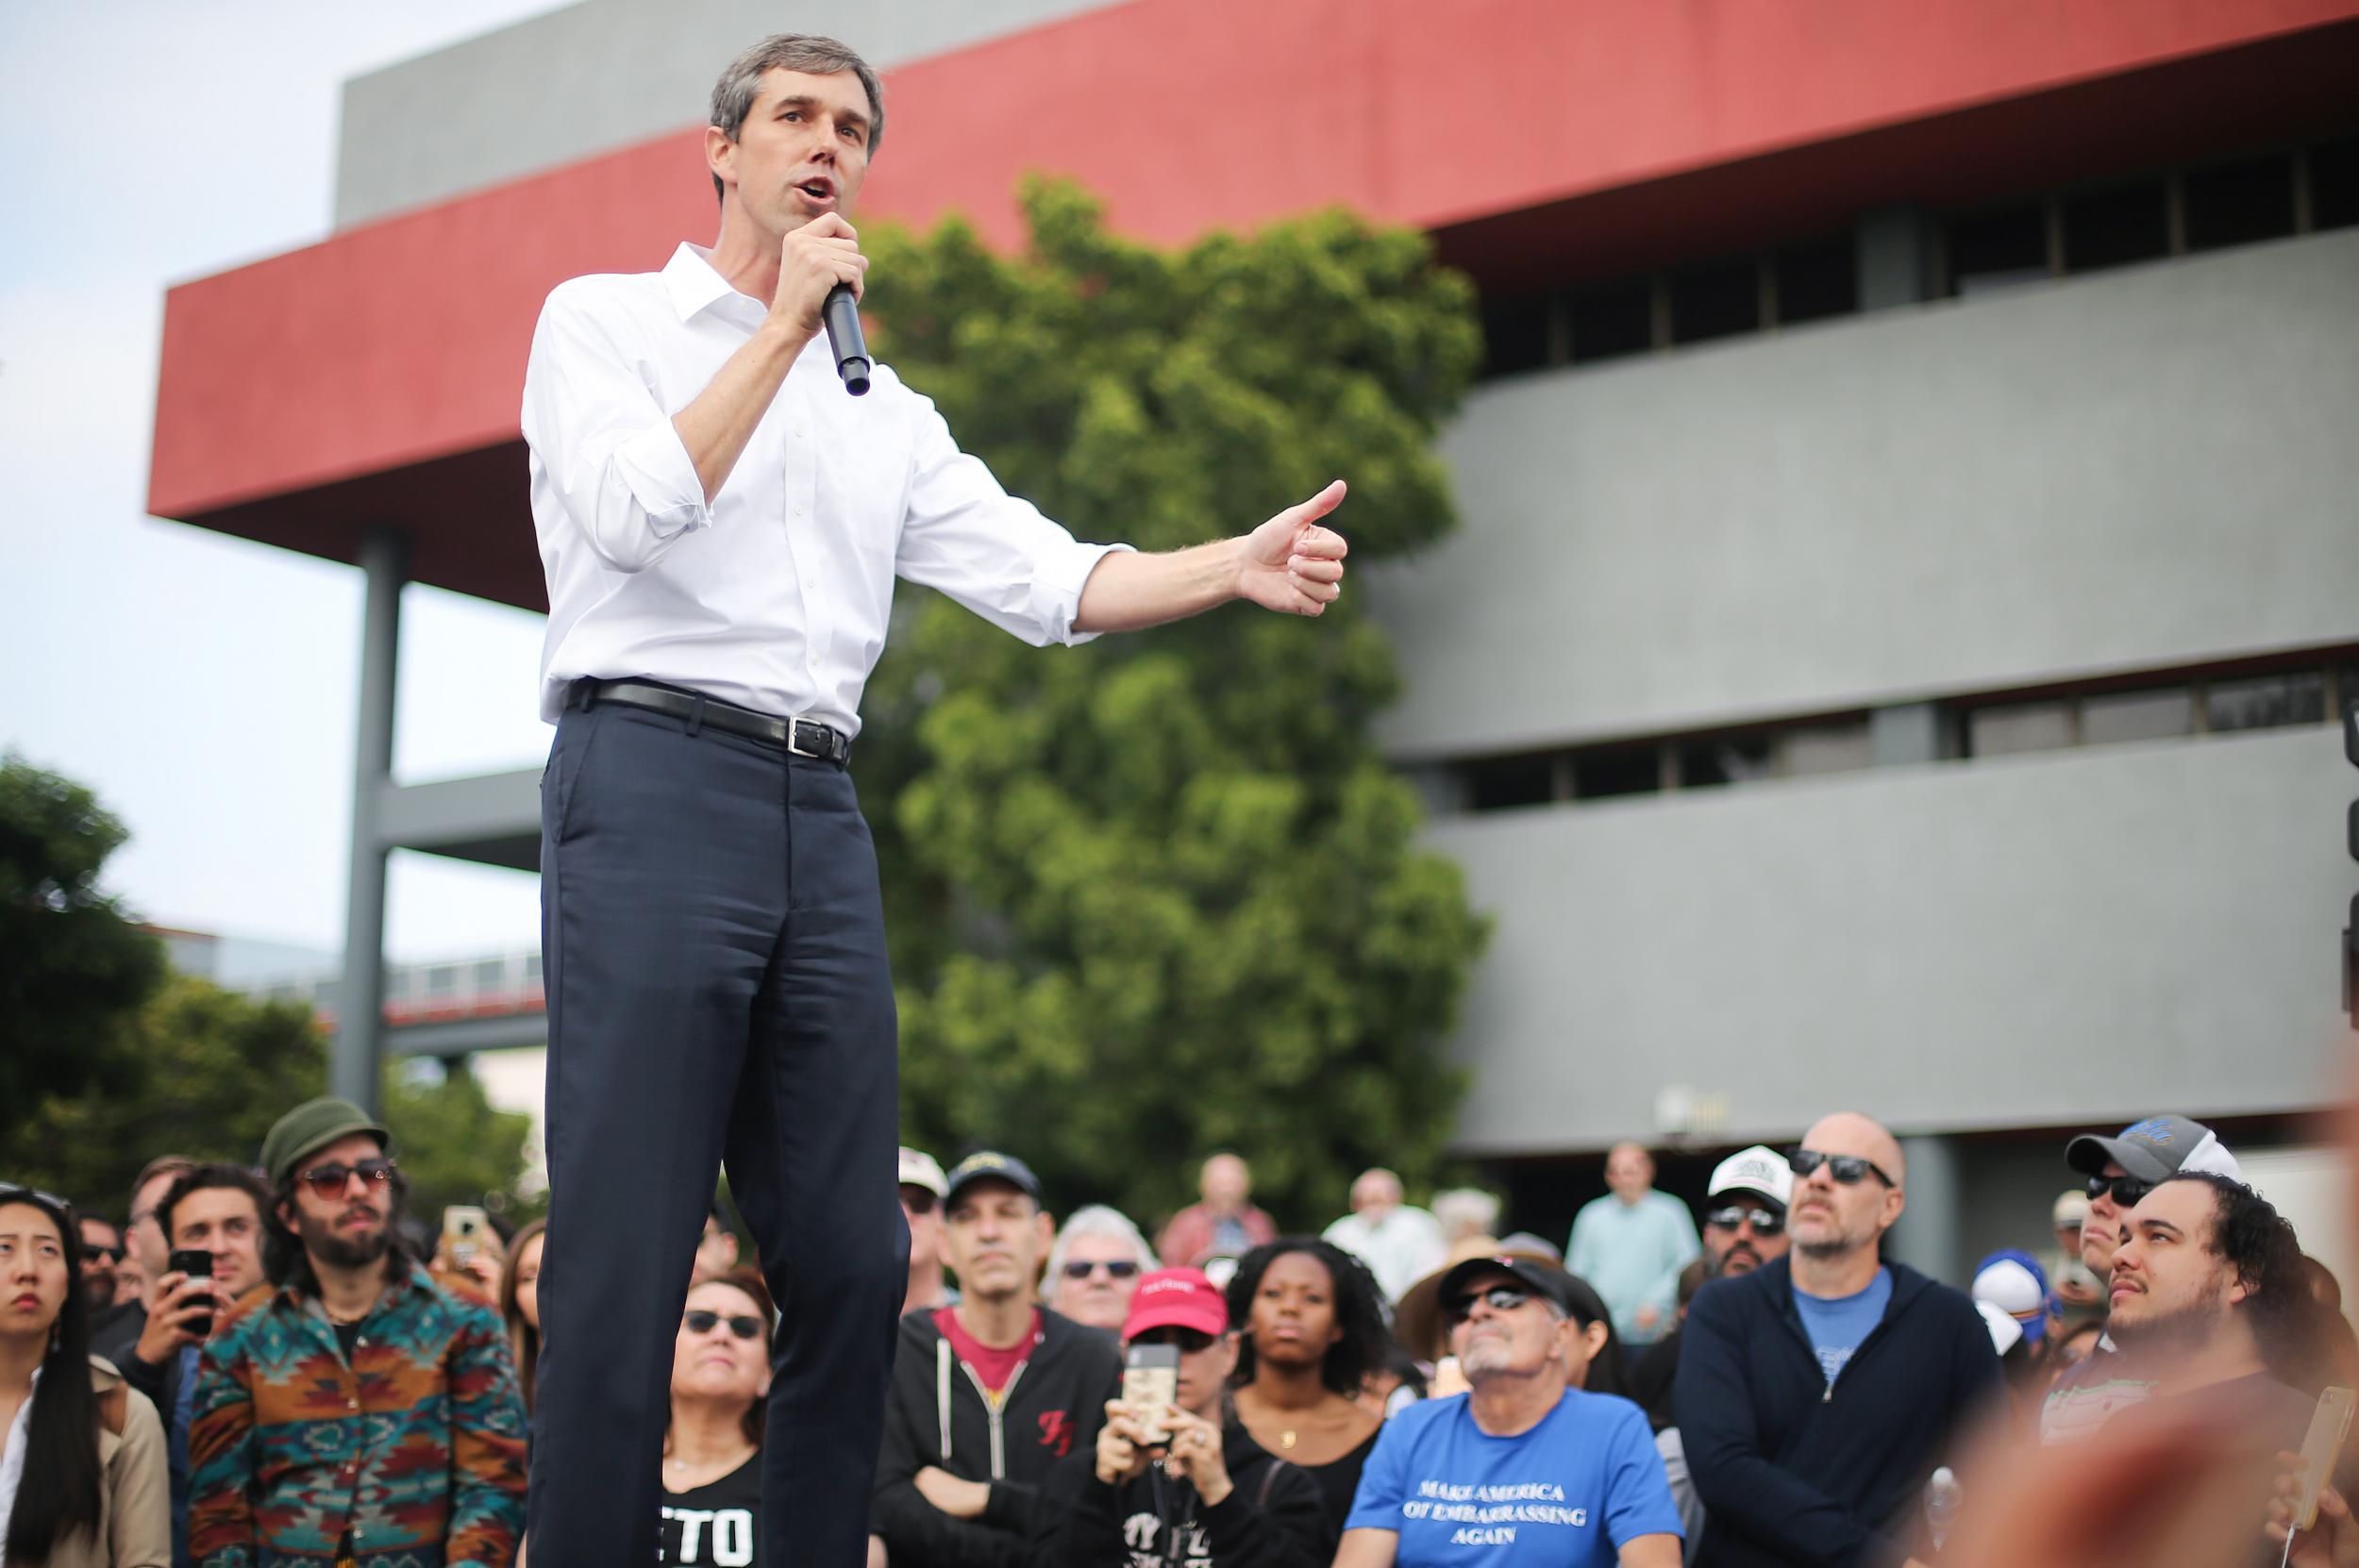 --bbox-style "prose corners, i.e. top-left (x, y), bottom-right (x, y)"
top-left (709, 34), bottom-right (886, 203)
top-left (1040, 1206), bottom-right (1158, 1303)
